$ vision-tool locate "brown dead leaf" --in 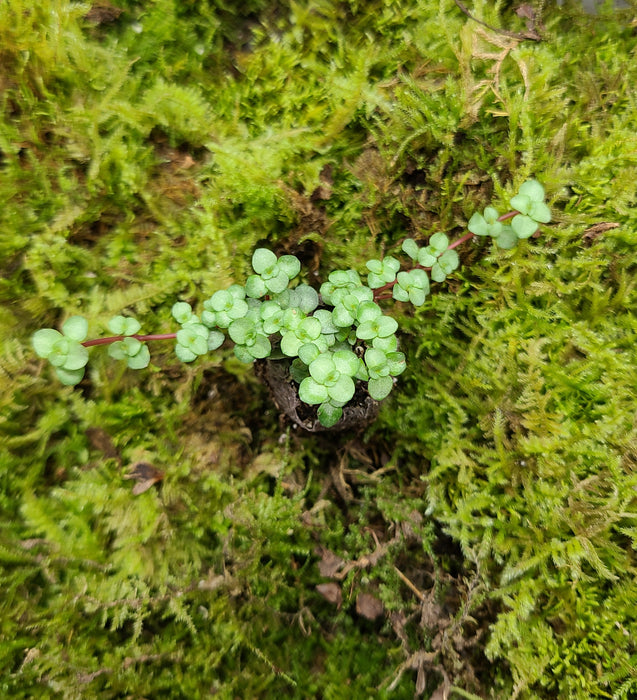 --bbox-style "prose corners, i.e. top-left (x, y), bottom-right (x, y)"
top-left (356, 592), bottom-right (384, 620)
top-left (516, 3), bottom-right (545, 37)
top-left (316, 583), bottom-right (342, 608)
top-left (125, 462), bottom-right (164, 495)
top-left (316, 547), bottom-right (345, 578)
